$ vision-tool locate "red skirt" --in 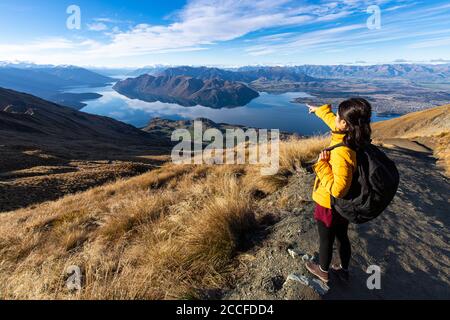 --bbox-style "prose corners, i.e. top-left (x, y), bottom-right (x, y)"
top-left (314, 203), bottom-right (348, 228)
